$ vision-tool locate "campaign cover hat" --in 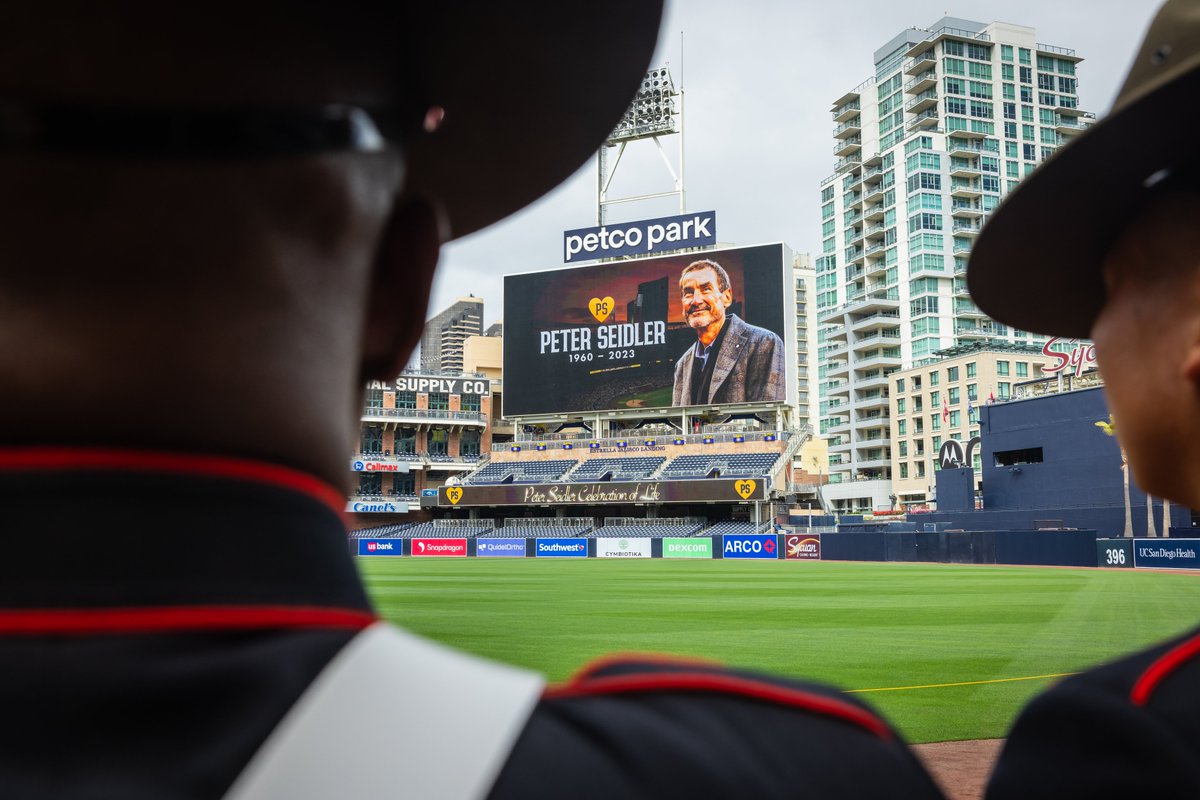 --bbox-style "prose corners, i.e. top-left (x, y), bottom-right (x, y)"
top-left (968, 0), bottom-right (1200, 338)
top-left (408, 4), bottom-right (664, 240)
top-left (0, 3), bottom-right (664, 243)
